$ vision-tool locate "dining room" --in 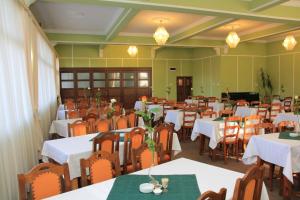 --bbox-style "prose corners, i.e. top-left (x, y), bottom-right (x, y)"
top-left (2, 0), bottom-right (300, 200)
